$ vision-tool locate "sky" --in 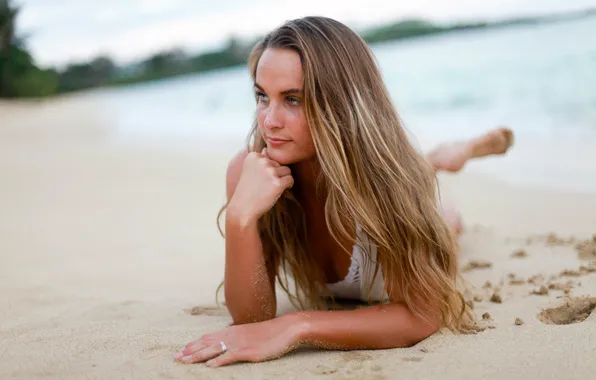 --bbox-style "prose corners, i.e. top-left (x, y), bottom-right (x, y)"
top-left (14, 0), bottom-right (596, 68)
